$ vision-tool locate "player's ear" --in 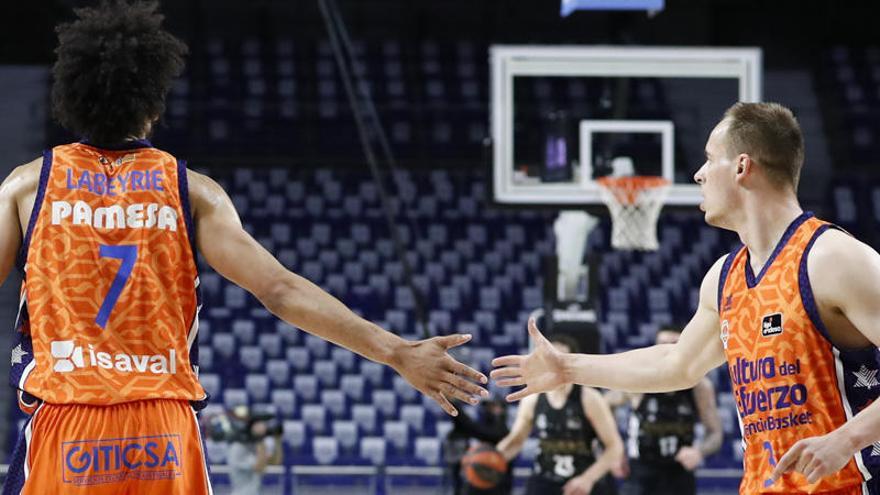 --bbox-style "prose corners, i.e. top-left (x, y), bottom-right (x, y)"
top-left (735, 154), bottom-right (752, 180)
